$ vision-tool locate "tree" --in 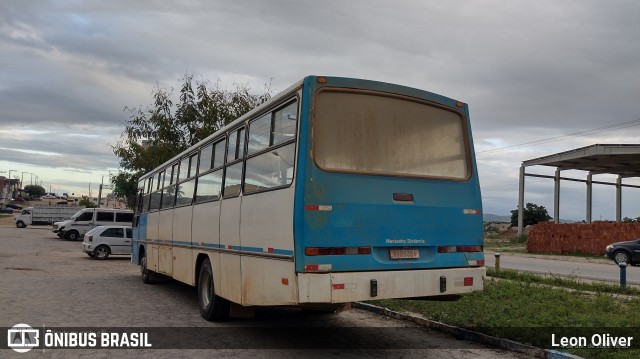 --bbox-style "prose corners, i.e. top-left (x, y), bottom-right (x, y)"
top-left (24, 184), bottom-right (46, 197)
top-left (78, 196), bottom-right (97, 208)
top-left (510, 202), bottom-right (552, 227)
top-left (111, 74), bottom-right (272, 208)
